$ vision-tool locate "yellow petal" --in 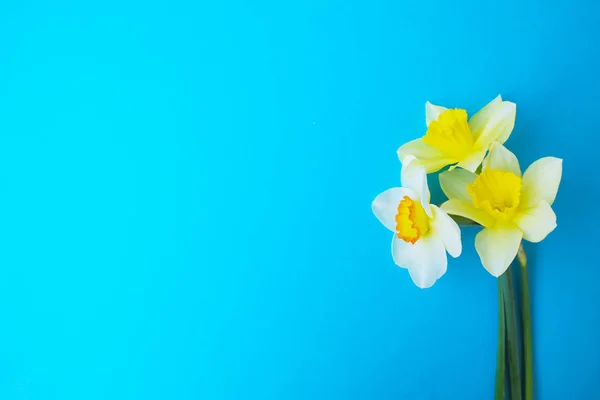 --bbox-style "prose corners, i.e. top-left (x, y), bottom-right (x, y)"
top-left (439, 168), bottom-right (478, 203)
top-left (397, 139), bottom-right (455, 173)
top-left (483, 142), bottom-right (521, 176)
top-left (426, 101), bottom-right (448, 126)
top-left (440, 199), bottom-right (495, 227)
top-left (514, 201), bottom-right (557, 243)
top-left (520, 157), bottom-right (563, 209)
top-left (475, 224), bottom-right (522, 277)
top-left (470, 95), bottom-right (516, 149)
